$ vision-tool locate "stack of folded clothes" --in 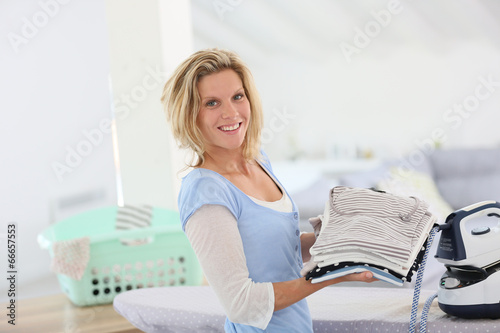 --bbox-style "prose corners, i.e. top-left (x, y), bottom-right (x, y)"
top-left (302, 186), bottom-right (437, 286)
